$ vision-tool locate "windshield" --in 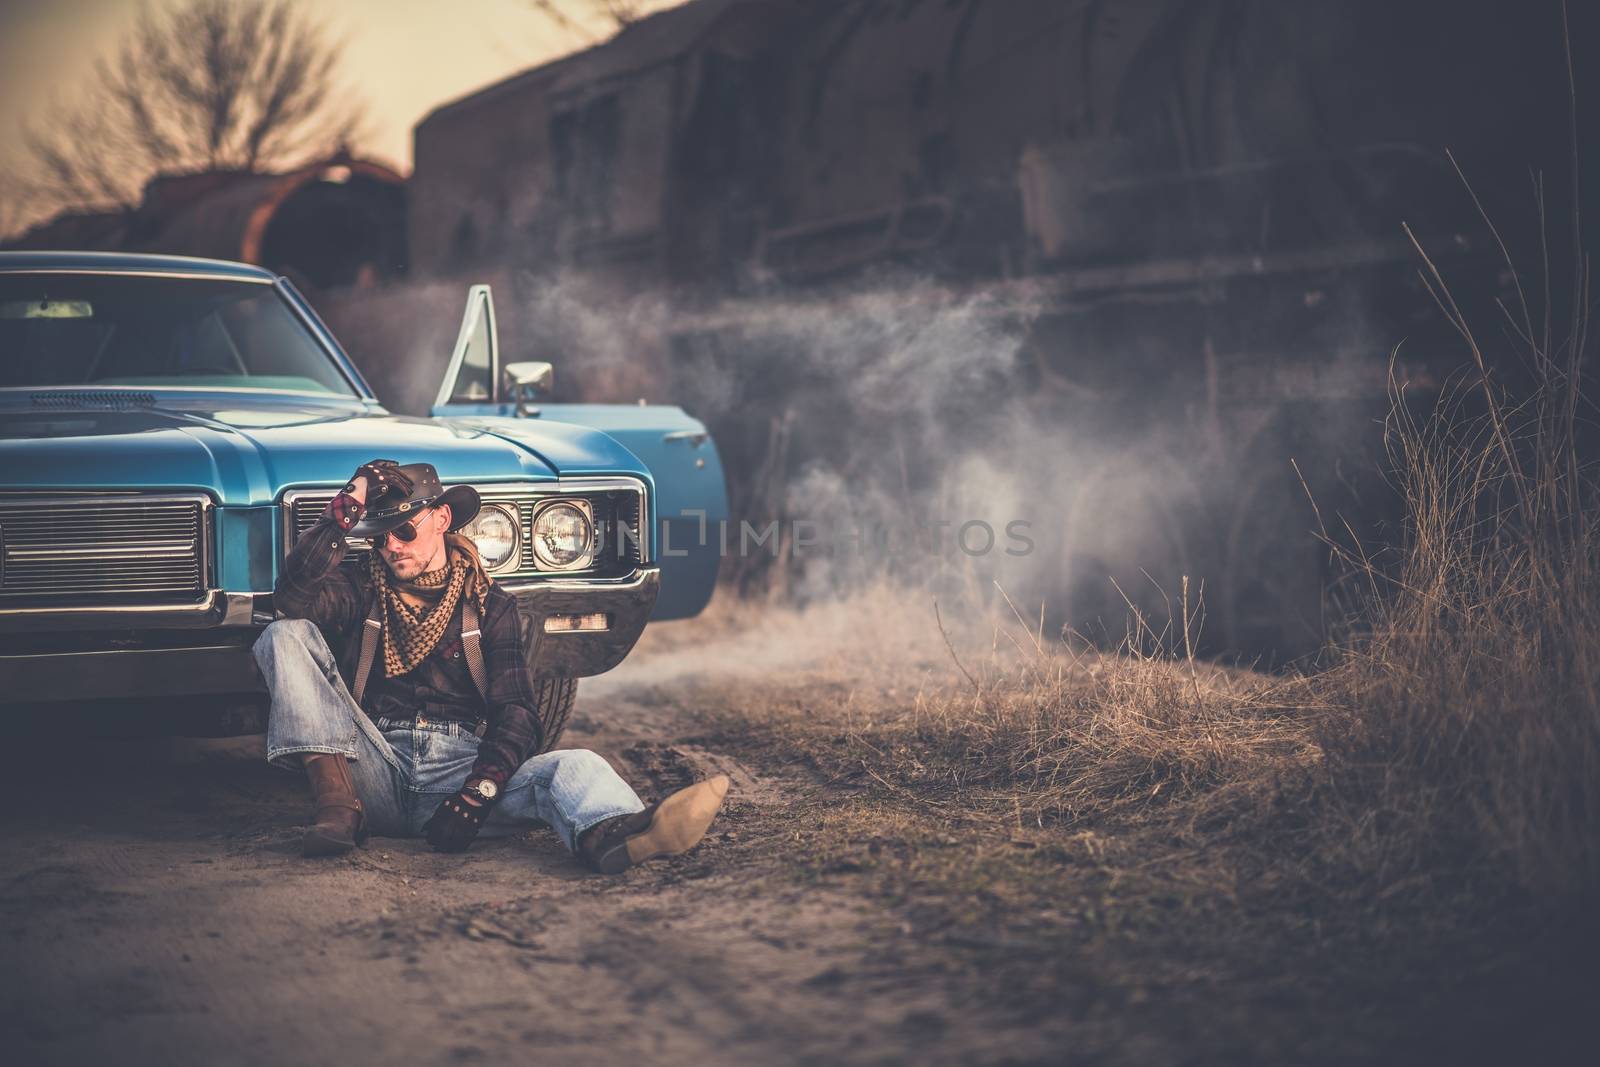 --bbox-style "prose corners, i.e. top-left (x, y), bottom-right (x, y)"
top-left (0, 273), bottom-right (357, 395)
